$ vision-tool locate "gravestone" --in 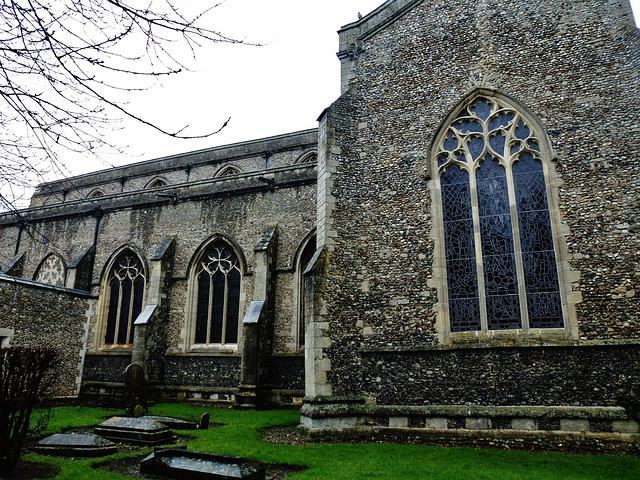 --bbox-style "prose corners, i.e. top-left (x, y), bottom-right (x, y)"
top-left (124, 363), bottom-right (148, 417)
top-left (36, 433), bottom-right (118, 457)
top-left (140, 447), bottom-right (266, 480)
top-left (94, 416), bottom-right (174, 446)
top-left (199, 413), bottom-right (210, 430)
